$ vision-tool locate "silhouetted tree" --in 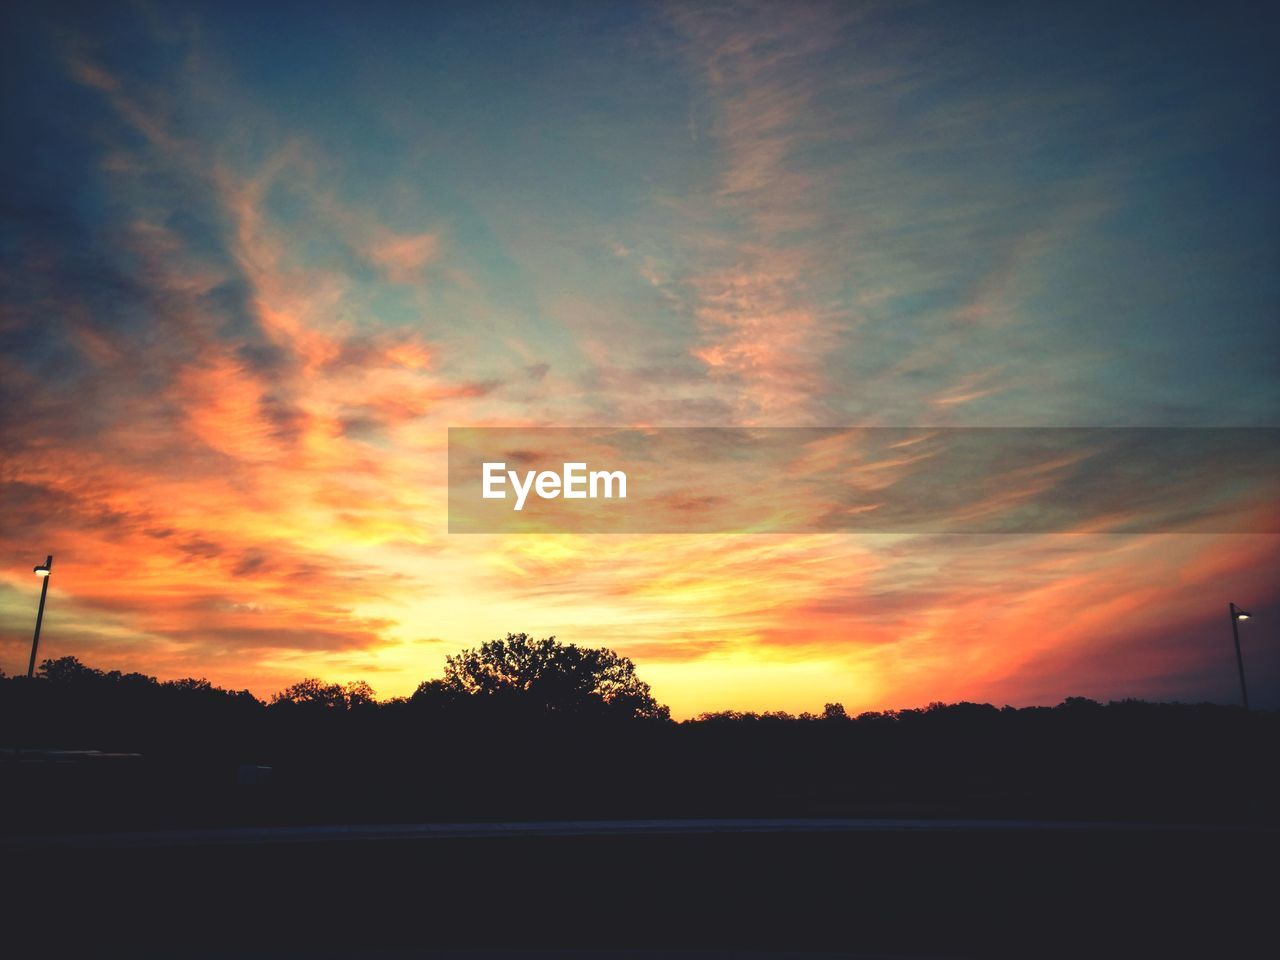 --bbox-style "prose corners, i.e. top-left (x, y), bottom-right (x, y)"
top-left (410, 678), bottom-right (462, 709)
top-left (4, 651), bottom-right (1278, 831)
top-left (442, 633), bottom-right (670, 720)
top-left (39, 656), bottom-right (103, 685)
top-left (271, 678), bottom-right (377, 710)
top-left (165, 678), bottom-right (214, 693)
top-left (344, 680), bottom-right (378, 709)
